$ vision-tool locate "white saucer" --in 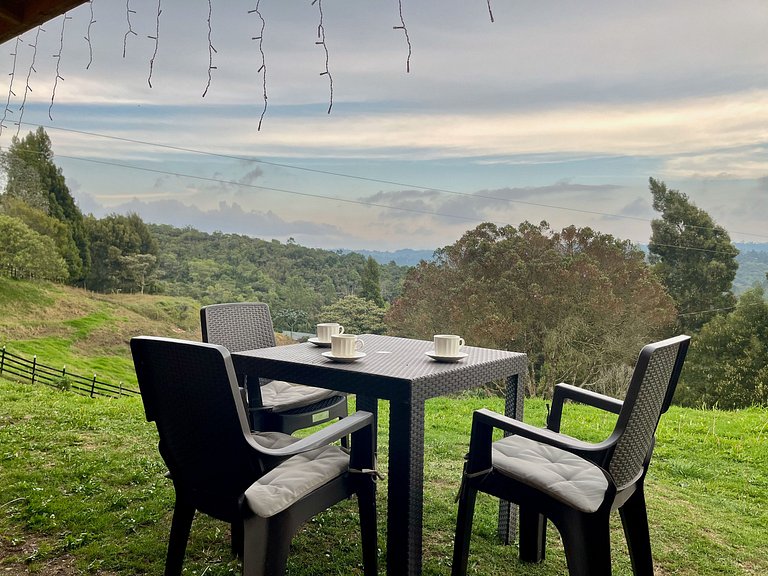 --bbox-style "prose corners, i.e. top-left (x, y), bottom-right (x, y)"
top-left (425, 351), bottom-right (468, 363)
top-left (308, 337), bottom-right (331, 347)
top-left (322, 351), bottom-right (366, 363)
